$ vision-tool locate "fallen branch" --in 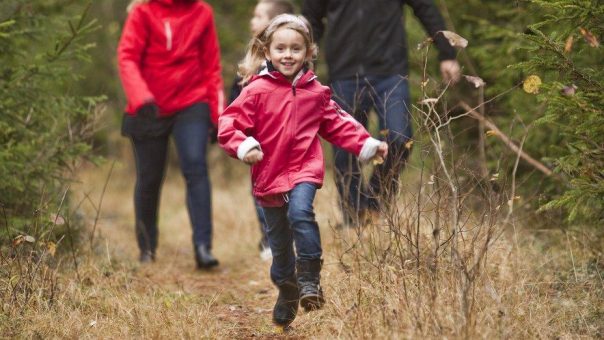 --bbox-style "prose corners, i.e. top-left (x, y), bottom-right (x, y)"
top-left (458, 101), bottom-right (554, 177)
